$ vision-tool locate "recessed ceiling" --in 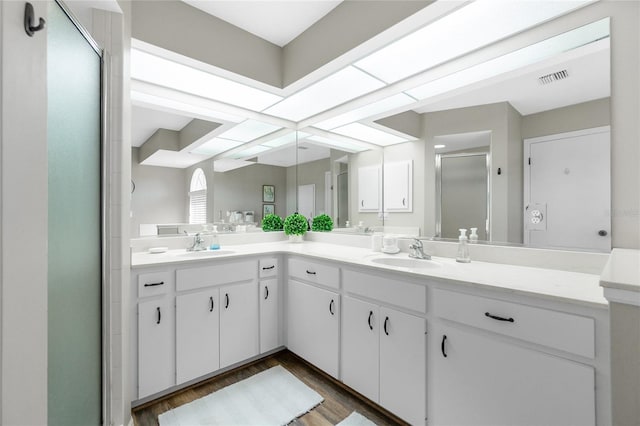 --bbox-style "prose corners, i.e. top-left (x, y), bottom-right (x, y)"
top-left (181, 0), bottom-right (343, 47)
top-left (131, 106), bottom-right (193, 147)
top-left (131, 2), bottom-right (604, 168)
